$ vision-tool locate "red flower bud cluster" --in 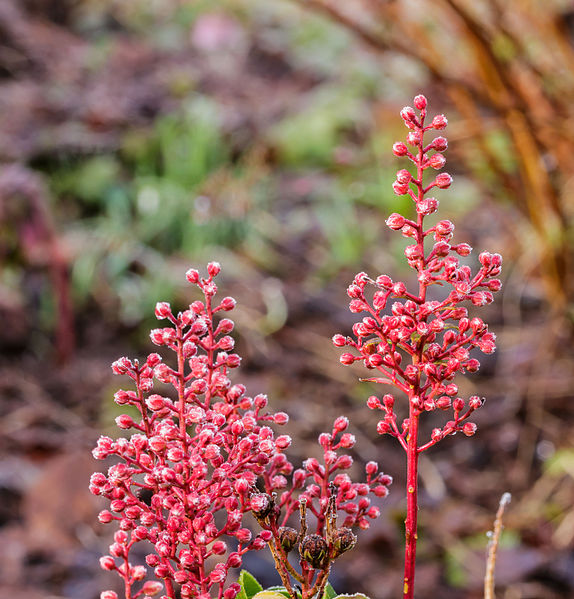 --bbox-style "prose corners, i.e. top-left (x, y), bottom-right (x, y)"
top-left (334, 96), bottom-right (502, 451)
top-left (91, 264), bottom-right (291, 599)
top-left (267, 416), bottom-right (392, 533)
top-left (334, 95), bottom-right (502, 599)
